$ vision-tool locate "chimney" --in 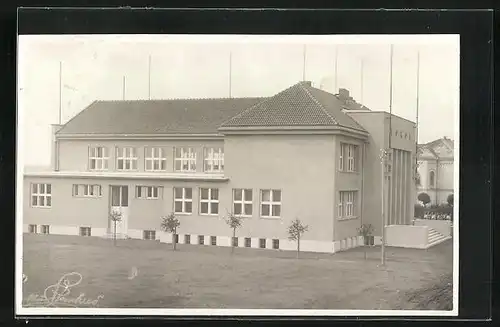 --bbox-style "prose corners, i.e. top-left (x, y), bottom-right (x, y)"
top-left (51, 124), bottom-right (64, 171)
top-left (338, 88), bottom-right (350, 100)
top-left (301, 81), bottom-right (312, 87)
